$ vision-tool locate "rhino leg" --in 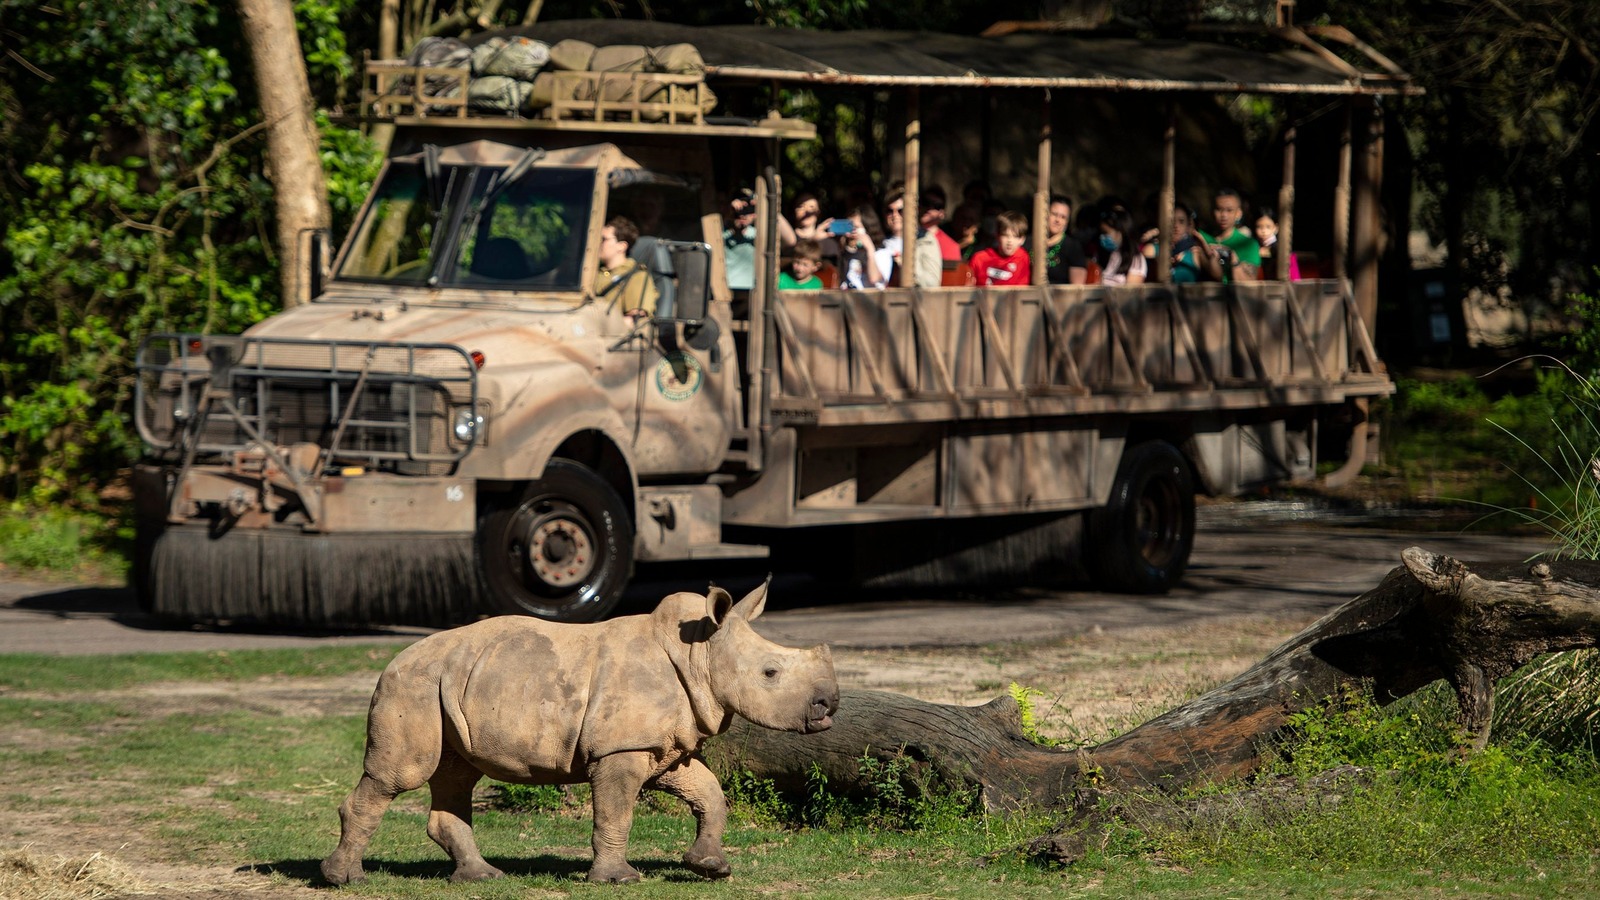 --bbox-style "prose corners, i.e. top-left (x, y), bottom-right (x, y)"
top-left (586, 752), bottom-right (654, 883)
top-left (427, 749), bottom-right (504, 883)
top-left (321, 675), bottom-right (444, 885)
top-left (321, 774), bottom-right (408, 885)
top-left (652, 755), bottom-right (730, 879)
